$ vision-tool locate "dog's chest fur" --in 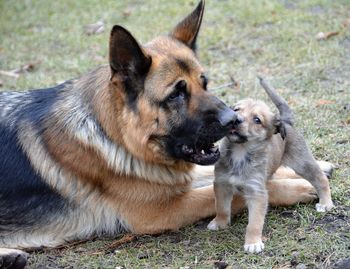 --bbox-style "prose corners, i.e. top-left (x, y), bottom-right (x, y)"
top-left (214, 138), bottom-right (269, 193)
